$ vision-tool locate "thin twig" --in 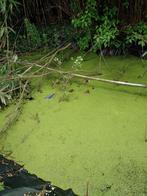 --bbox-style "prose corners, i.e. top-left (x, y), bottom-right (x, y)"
top-left (34, 43), bottom-right (71, 75)
top-left (85, 182), bottom-right (89, 196)
top-left (145, 126), bottom-right (147, 142)
top-left (25, 62), bottom-right (147, 88)
top-left (1, 60), bottom-right (147, 88)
